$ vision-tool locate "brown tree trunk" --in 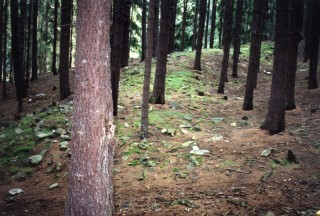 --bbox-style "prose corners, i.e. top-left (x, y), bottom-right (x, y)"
top-left (122, 0), bottom-right (131, 67)
top-left (209, 0), bottom-right (216, 48)
top-left (30, 0), bottom-right (38, 81)
top-left (261, 0), bottom-right (289, 134)
top-left (217, 0), bottom-right (233, 94)
top-left (286, 0), bottom-right (303, 110)
top-left (192, 0), bottom-right (199, 51)
top-left (25, 0), bottom-right (32, 86)
top-left (231, 0), bottom-right (244, 78)
top-left (243, 0), bottom-right (265, 110)
top-left (20, 0), bottom-right (27, 92)
top-left (59, 0), bottom-right (72, 100)
top-left (193, 0), bottom-right (207, 71)
top-left (168, 0), bottom-right (178, 53)
top-left (150, 0), bottom-right (172, 104)
top-left (152, 0), bottom-right (159, 57)
top-left (0, 0), bottom-right (3, 84)
top-left (2, 0), bottom-right (8, 100)
top-left (65, 0), bottom-right (115, 215)
top-left (141, 0), bottom-right (147, 61)
top-left (204, 0), bottom-right (210, 48)
top-left (68, 4), bottom-right (74, 69)
top-left (52, 0), bottom-right (59, 75)
top-left (303, 0), bottom-right (310, 63)
top-left (218, 0), bottom-right (224, 49)
top-left (307, 0), bottom-right (320, 89)
top-left (181, 0), bottom-right (188, 51)
top-left (141, 0), bottom-right (155, 139)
